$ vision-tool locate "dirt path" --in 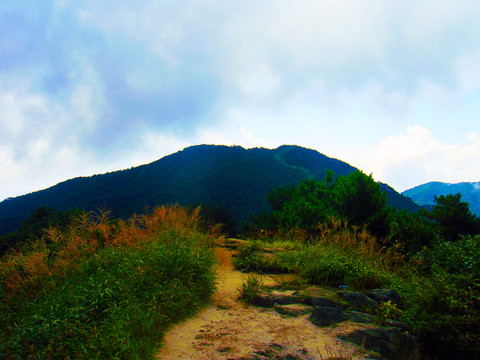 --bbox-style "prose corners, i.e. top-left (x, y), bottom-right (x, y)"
top-left (156, 244), bottom-right (365, 360)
